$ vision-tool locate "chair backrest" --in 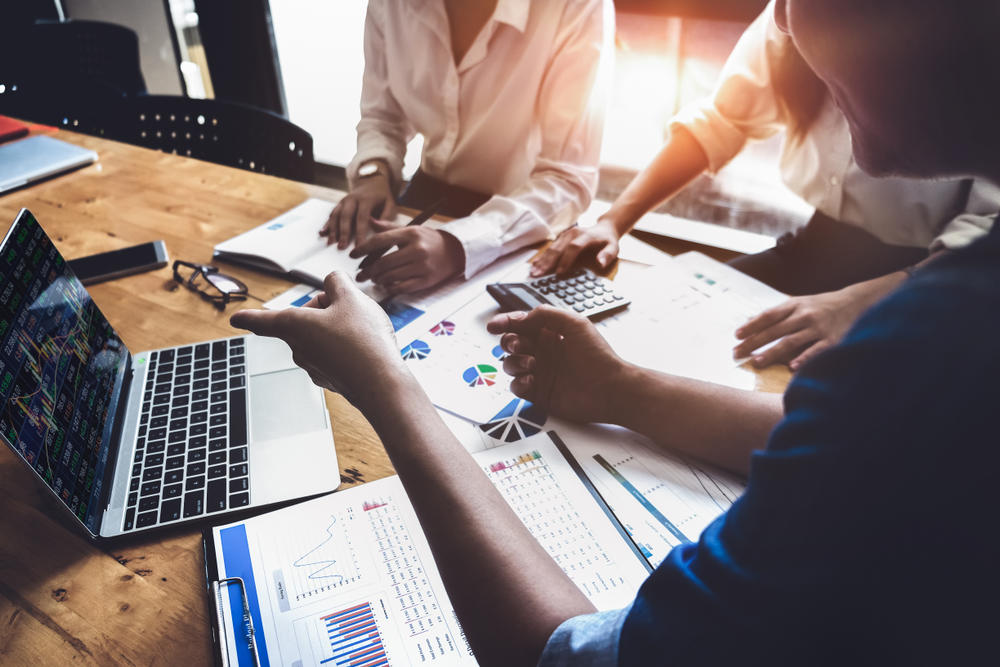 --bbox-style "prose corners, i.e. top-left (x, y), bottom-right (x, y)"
top-left (114, 96), bottom-right (315, 182)
top-left (30, 20), bottom-right (147, 96)
top-left (0, 19), bottom-right (144, 135)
